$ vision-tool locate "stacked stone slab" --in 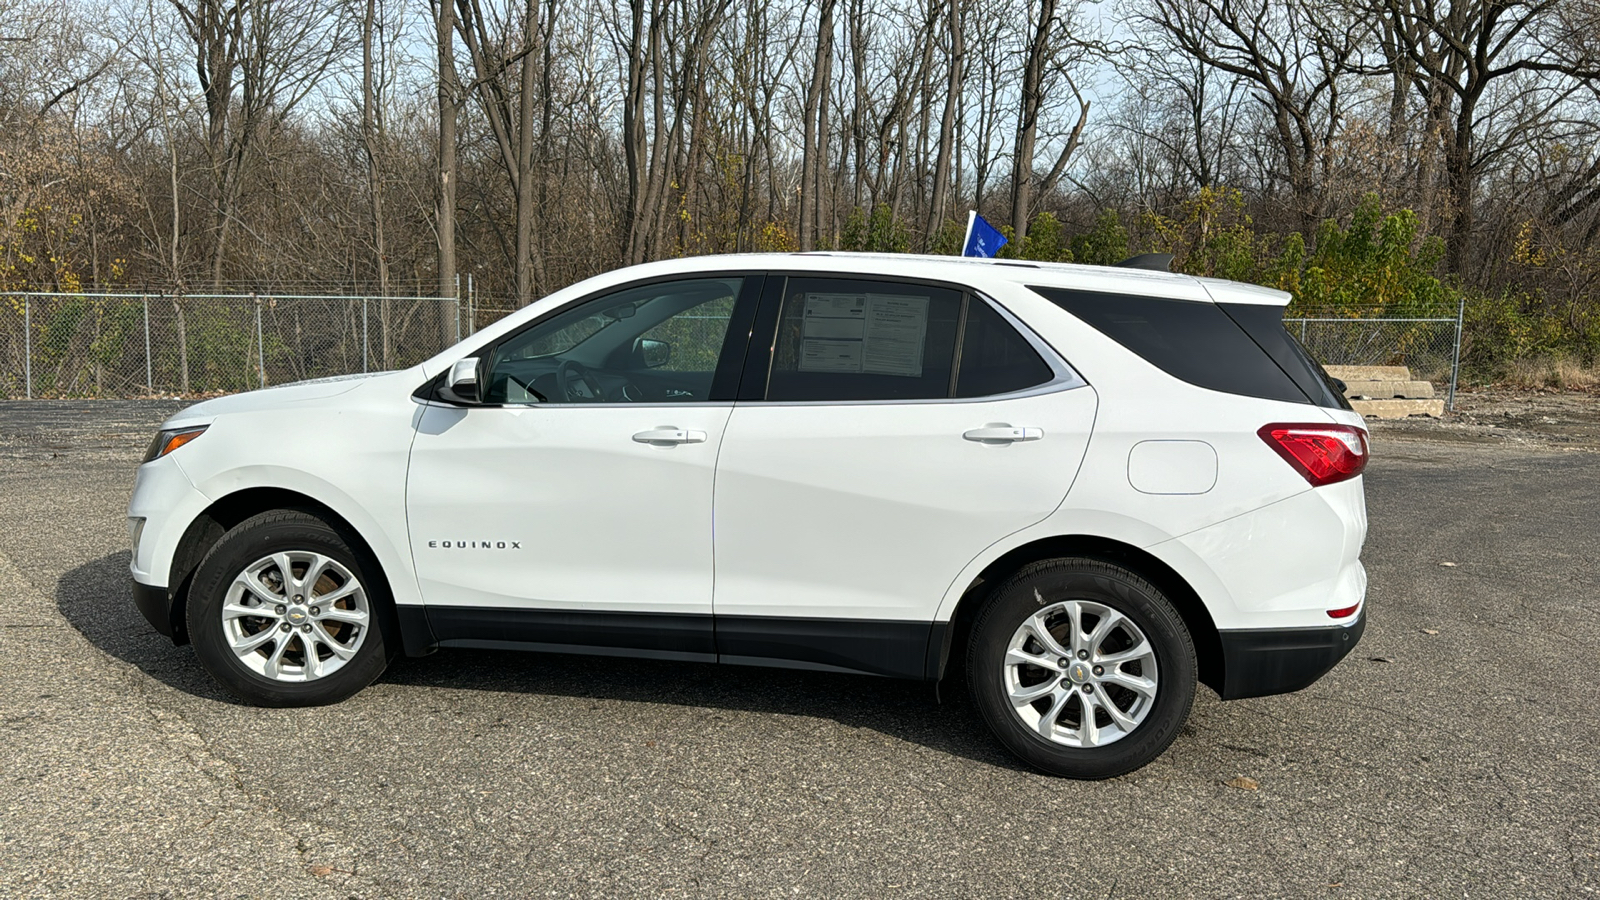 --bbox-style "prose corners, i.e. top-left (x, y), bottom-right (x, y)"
top-left (1324, 365), bottom-right (1445, 418)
